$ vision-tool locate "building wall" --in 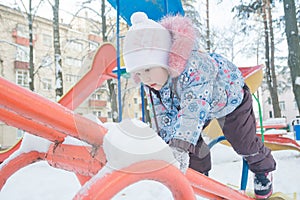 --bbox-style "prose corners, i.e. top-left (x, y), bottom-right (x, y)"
top-left (261, 87), bottom-right (299, 125)
top-left (0, 4), bottom-right (142, 149)
top-left (122, 80), bottom-right (144, 121)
